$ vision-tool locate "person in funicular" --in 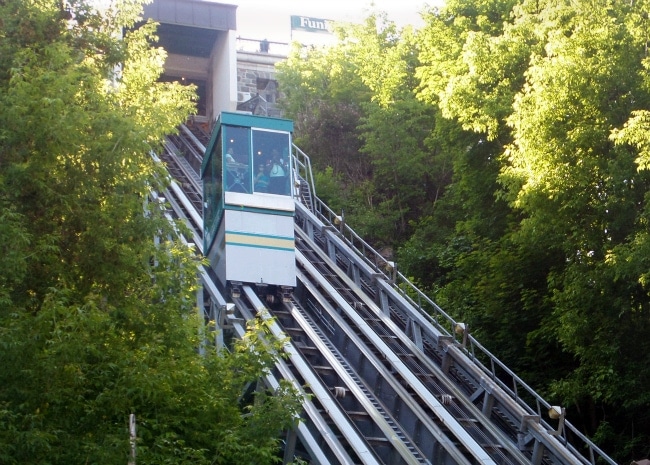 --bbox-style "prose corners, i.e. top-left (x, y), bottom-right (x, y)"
top-left (225, 147), bottom-right (250, 193)
top-left (267, 150), bottom-right (287, 195)
top-left (254, 163), bottom-right (270, 192)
